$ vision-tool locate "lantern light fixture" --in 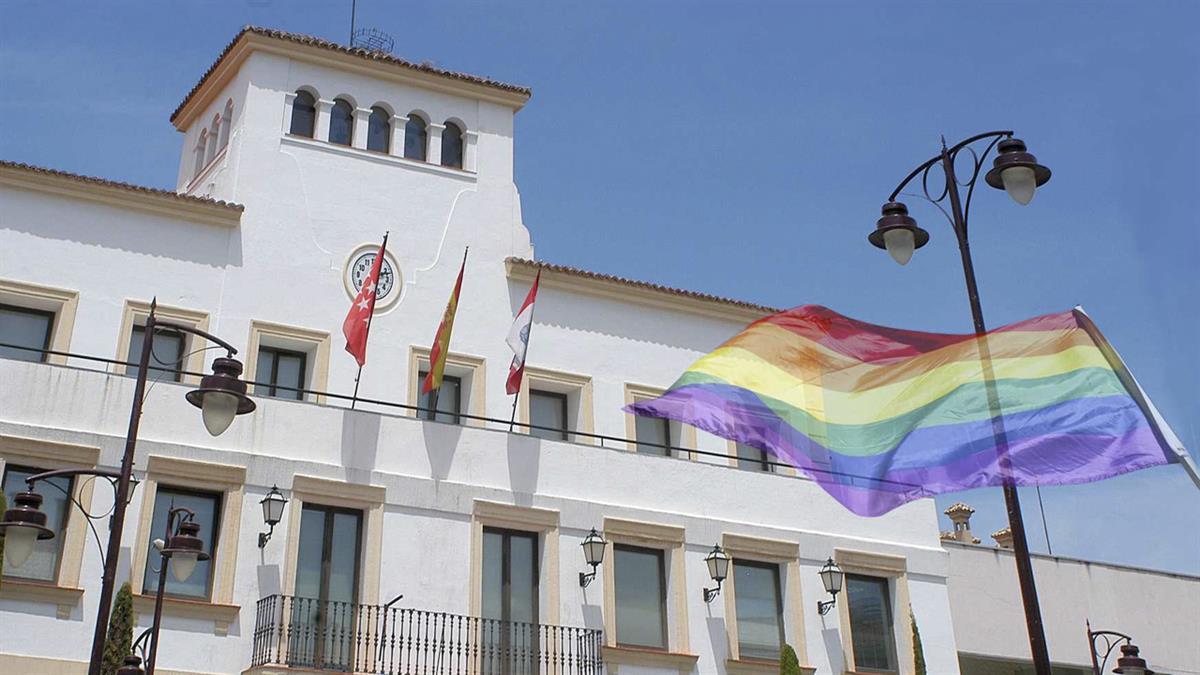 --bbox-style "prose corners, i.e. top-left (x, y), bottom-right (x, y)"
top-left (258, 485), bottom-right (288, 548)
top-left (579, 528), bottom-right (606, 588)
top-left (161, 518), bottom-right (209, 583)
top-left (817, 557), bottom-right (844, 616)
top-left (702, 543), bottom-right (731, 603)
top-left (0, 490), bottom-right (55, 568)
top-left (185, 356), bottom-right (256, 436)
